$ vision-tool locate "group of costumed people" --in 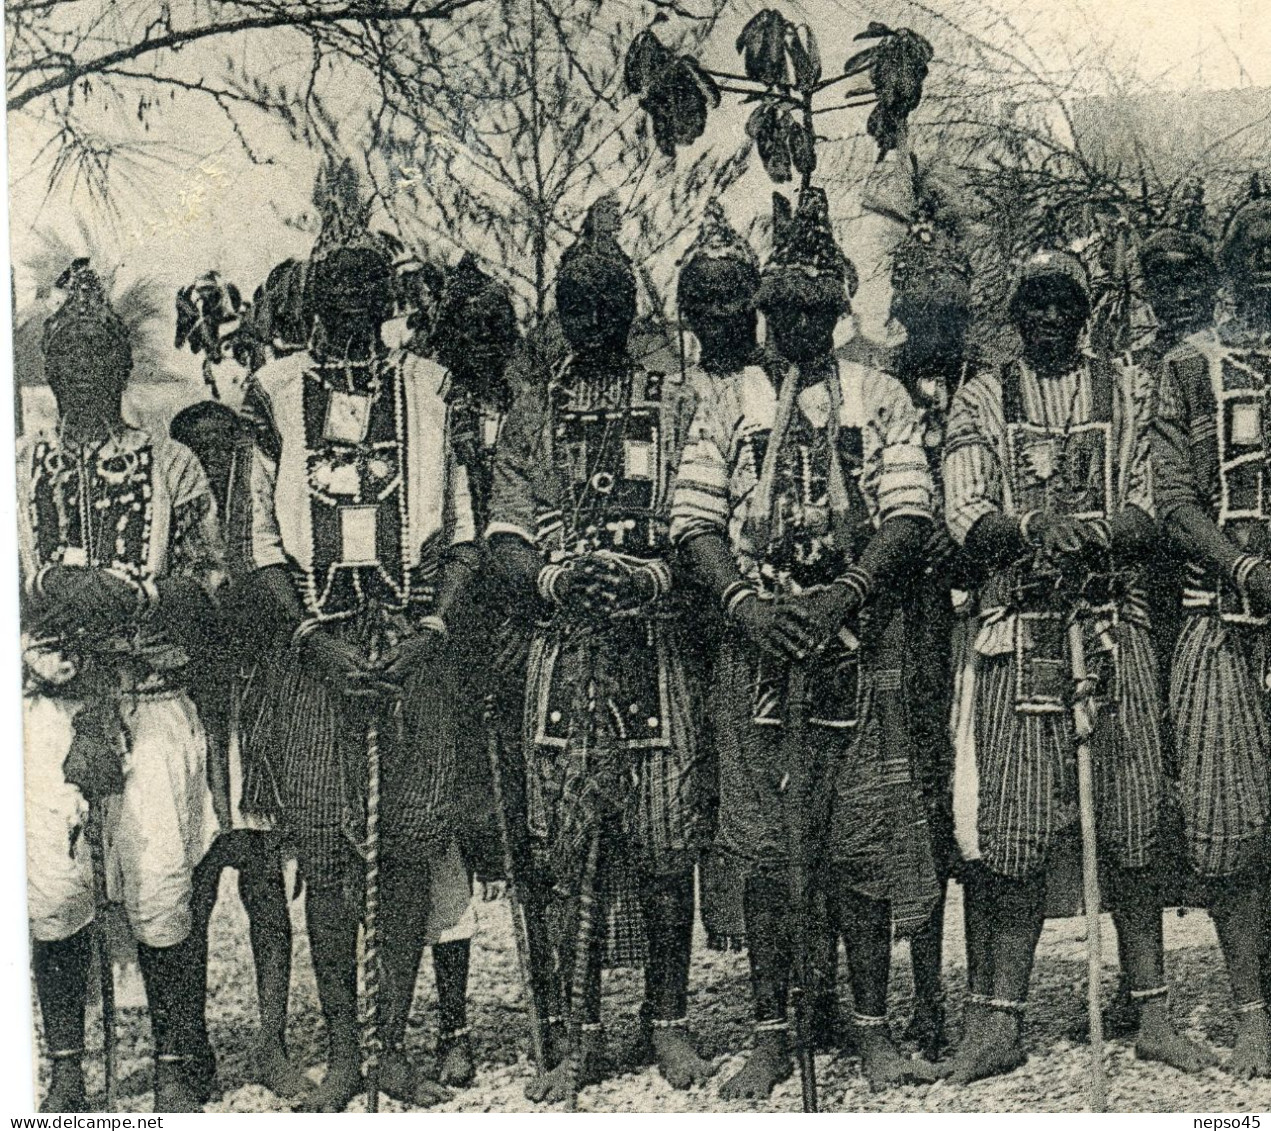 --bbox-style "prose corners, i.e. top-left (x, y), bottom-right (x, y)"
top-left (20, 144), bottom-right (1271, 1114)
